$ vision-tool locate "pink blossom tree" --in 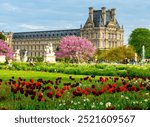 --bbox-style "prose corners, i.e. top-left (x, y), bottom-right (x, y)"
top-left (56, 36), bottom-right (96, 63)
top-left (0, 40), bottom-right (14, 59)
